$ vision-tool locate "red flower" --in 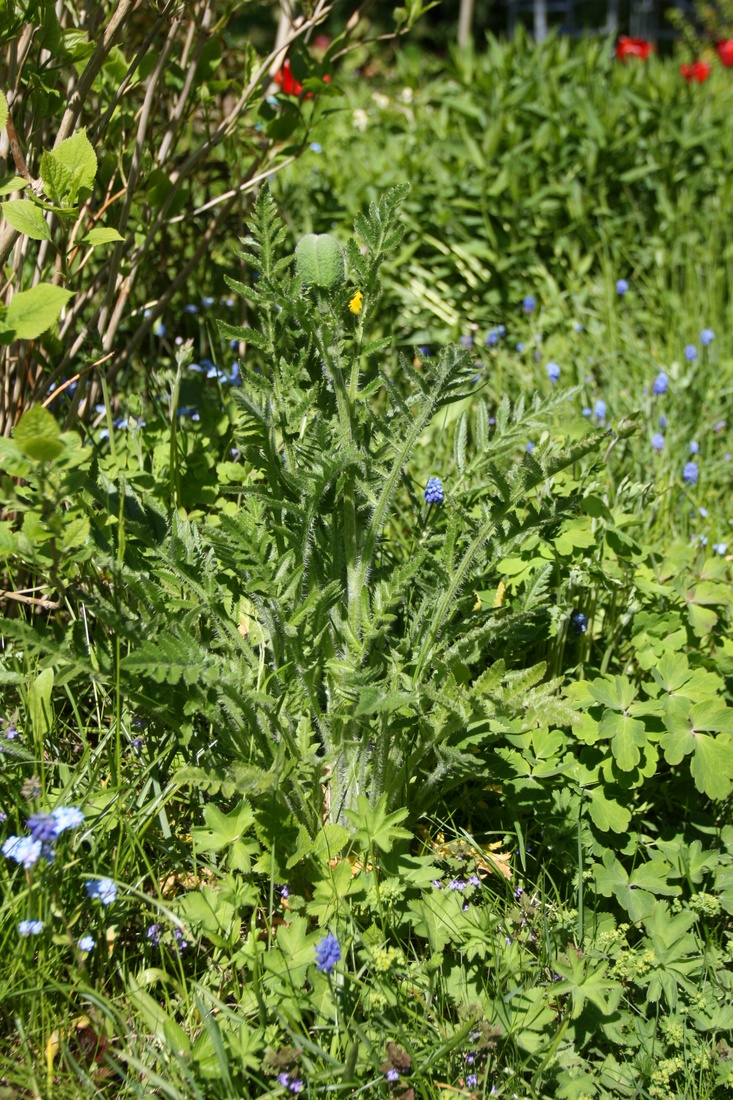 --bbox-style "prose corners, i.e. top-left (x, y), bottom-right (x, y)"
top-left (273, 60), bottom-right (332, 99)
top-left (274, 60), bottom-right (303, 97)
top-left (717, 39), bottom-right (733, 67)
top-left (616, 36), bottom-right (653, 61)
top-left (680, 59), bottom-right (711, 83)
